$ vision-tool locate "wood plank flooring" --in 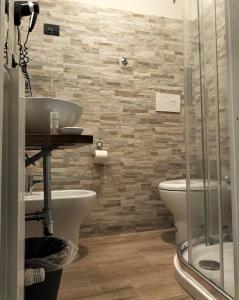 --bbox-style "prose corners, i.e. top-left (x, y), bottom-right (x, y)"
top-left (58, 230), bottom-right (192, 300)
